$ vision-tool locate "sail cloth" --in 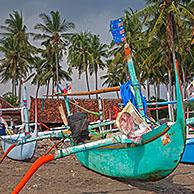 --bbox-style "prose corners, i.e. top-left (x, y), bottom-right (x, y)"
top-left (120, 80), bottom-right (147, 115)
top-left (116, 101), bottom-right (151, 143)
